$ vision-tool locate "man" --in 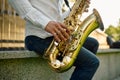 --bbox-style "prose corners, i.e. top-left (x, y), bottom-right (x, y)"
top-left (8, 0), bottom-right (100, 80)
